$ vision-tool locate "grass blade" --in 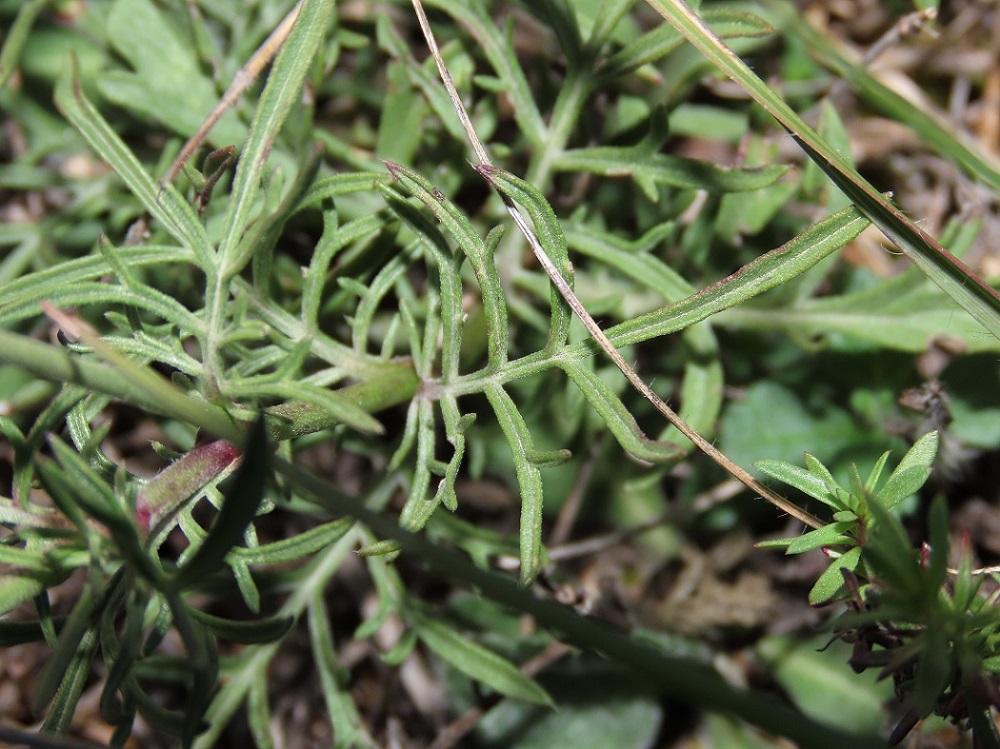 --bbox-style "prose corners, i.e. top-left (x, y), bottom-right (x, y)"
top-left (218, 0), bottom-right (331, 278)
top-left (53, 58), bottom-right (213, 268)
top-left (772, 1), bottom-right (1000, 193)
top-left (643, 0), bottom-right (1000, 344)
top-left (0, 0), bottom-right (49, 89)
